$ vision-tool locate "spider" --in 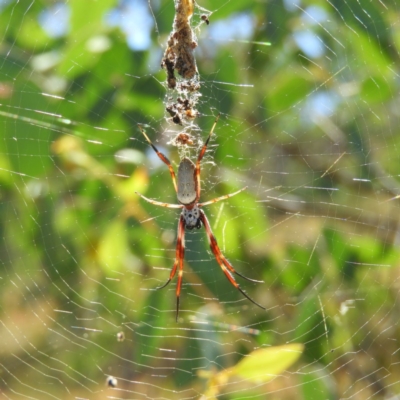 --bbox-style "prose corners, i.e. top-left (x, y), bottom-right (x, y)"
top-left (136, 116), bottom-right (265, 321)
